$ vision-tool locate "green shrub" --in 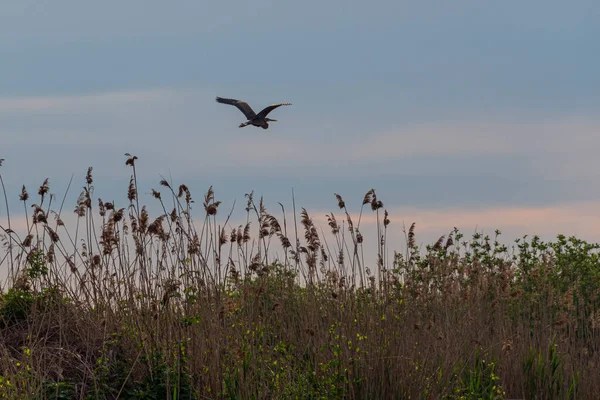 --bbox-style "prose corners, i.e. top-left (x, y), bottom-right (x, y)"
top-left (448, 349), bottom-right (505, 400)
